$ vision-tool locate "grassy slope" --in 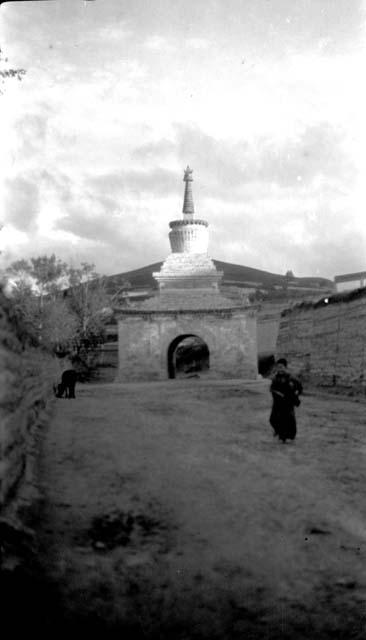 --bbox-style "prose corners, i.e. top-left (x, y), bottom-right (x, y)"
top-left (105, 260), bottom-right (333, 294)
